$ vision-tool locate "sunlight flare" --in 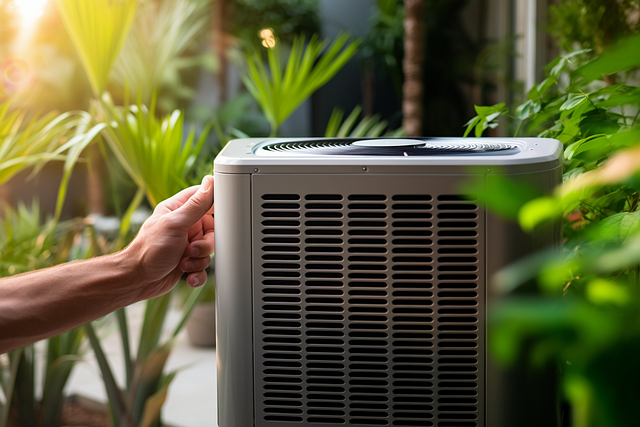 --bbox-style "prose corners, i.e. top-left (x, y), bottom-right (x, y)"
top-left (10, 0), bottom-right (48, 24)
top-left (259, 28), bottom-right (276, 48)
